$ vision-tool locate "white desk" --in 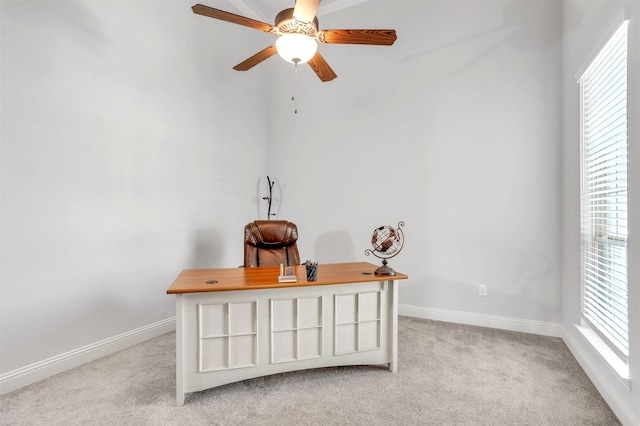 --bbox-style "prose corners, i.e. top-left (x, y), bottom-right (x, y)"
top-left (167, 262), bottom-right (407, 406)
